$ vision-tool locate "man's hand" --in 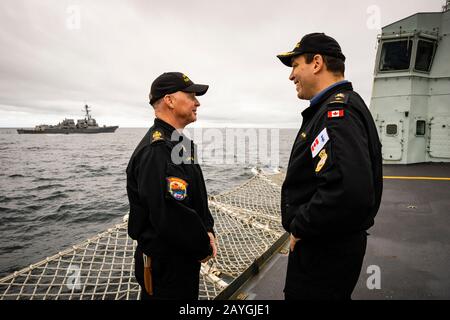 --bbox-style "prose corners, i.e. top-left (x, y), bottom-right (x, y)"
top-left (208, 232), bottom-right (217, 258)
top-left (199, 232), bottom-right (218, 263)
top-left (290, 234), bottom-right (301, 252)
